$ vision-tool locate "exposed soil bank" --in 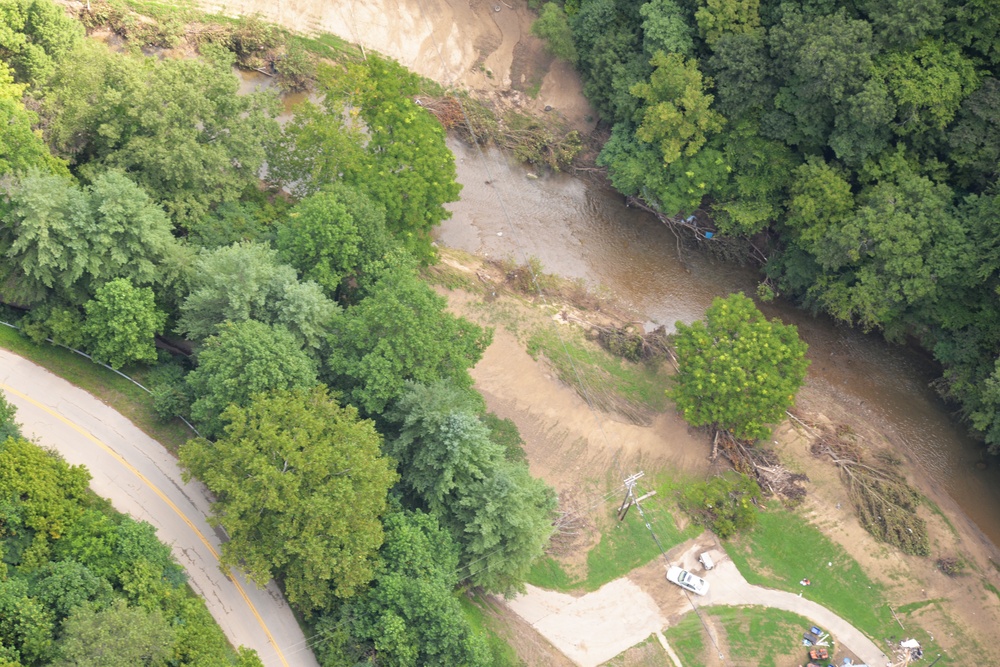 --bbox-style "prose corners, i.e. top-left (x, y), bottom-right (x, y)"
top-left (197, 0), bottom-right (597, 132)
